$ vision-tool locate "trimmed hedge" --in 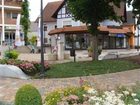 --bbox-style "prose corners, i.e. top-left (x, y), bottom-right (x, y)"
top-left (15, 84), bottom-right (42, 105)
